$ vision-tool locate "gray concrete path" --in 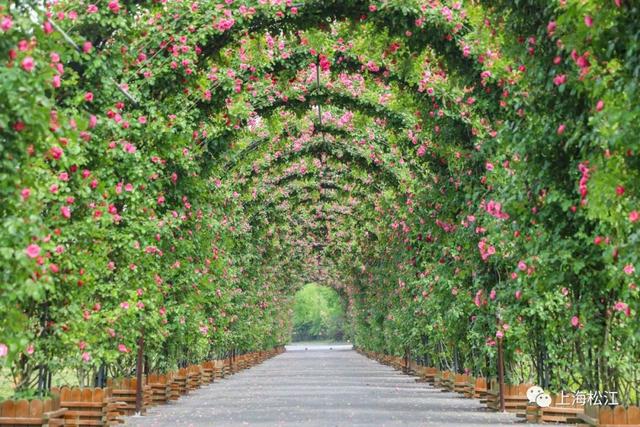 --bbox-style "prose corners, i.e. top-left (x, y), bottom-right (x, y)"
top-left (127, 345), bottom-right (536, 426)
